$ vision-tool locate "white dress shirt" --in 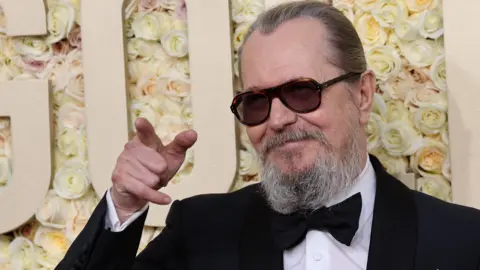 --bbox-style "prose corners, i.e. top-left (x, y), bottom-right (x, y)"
top-left (105, 155), bottom-right (376, 270)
